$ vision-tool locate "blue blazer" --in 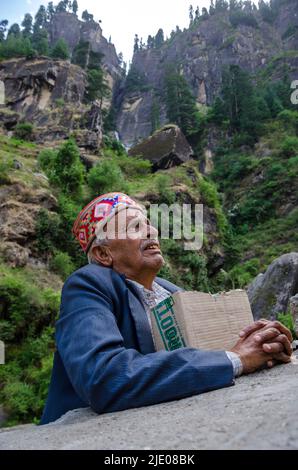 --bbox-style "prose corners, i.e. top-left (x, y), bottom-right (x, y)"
top-left (40, 263), bottom-right (234, 425)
